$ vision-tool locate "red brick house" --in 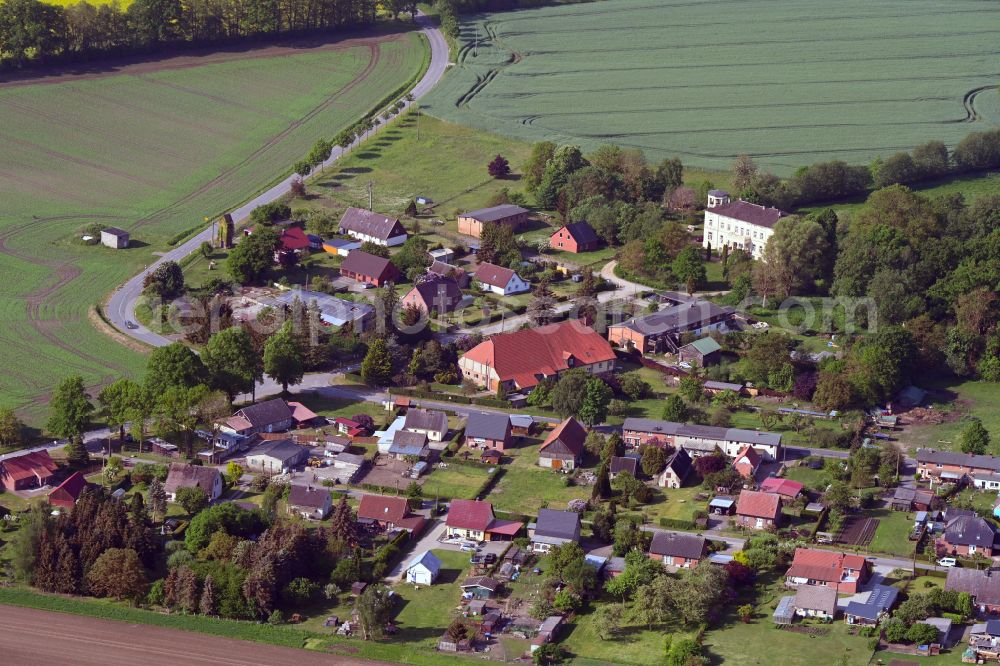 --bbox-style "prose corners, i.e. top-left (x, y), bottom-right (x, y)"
top-left (937, 512), bottom-right (997, 557)
top-left (340, 250), bottom-right (399, 287)
top-left (549, 221), bottom-right (601, 253)
top-left (785, 547), bottom-right (871, 594)
top-left (539, 418), bottom-right (587, 471)
top-left (356, 494), bottom-right (426, 532)
top-left (649, 530), bottom-right (706, 569)
top-left (459, 320), bottom-right (616, 393)
top-left (48, 472), bottom-right (89, 509)
top-left (916, 449), bottom-right (1000, 486)
top-left (735, 489), bottom-right (782, 530)
top-left (0, 450), bottom-right (58, 491)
